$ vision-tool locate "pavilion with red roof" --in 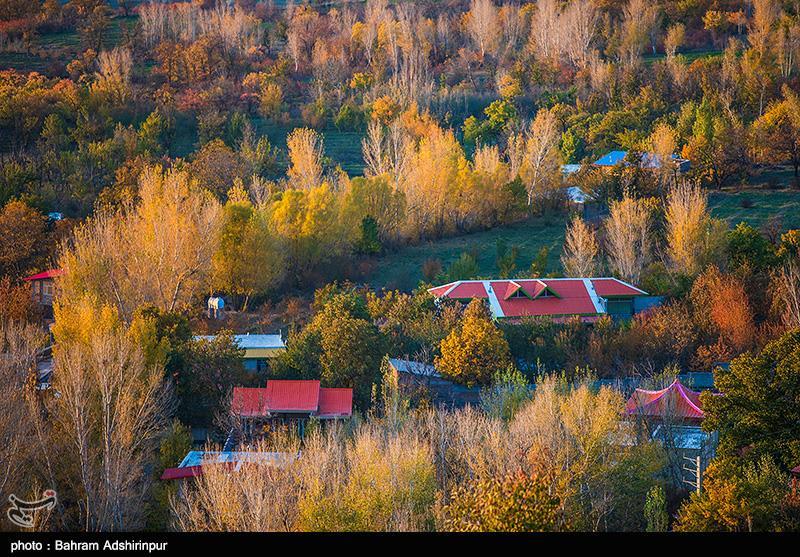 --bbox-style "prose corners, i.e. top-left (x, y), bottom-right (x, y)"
top-left (428, 277), bottom-right (649, 322)
top-left (625, 379), bottom-right (706, 423)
